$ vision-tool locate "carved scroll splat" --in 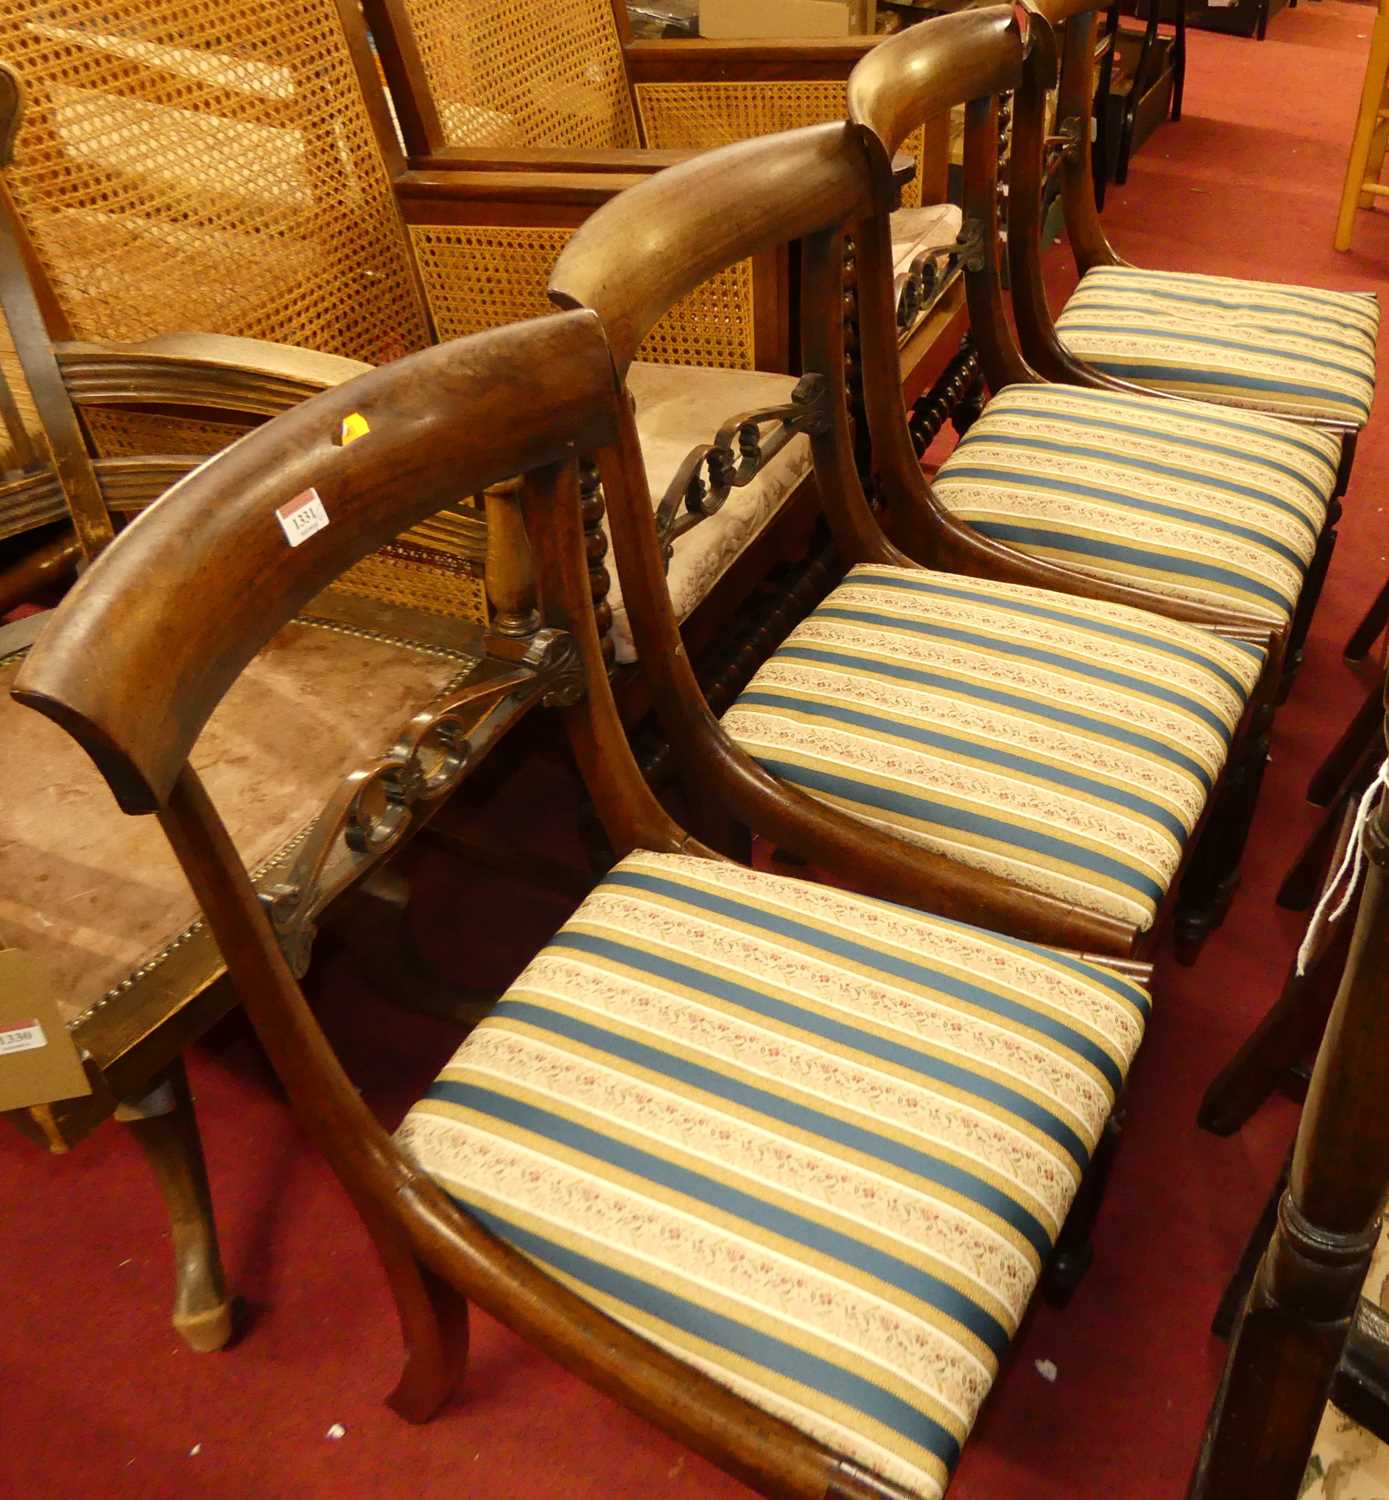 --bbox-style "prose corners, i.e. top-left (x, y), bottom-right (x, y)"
top-left (652, 374), bottom-right (831, 565)
top-left (895, 226), bottom-right (984, 331)
top-left (258, 635), bottom-right (580, 974)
